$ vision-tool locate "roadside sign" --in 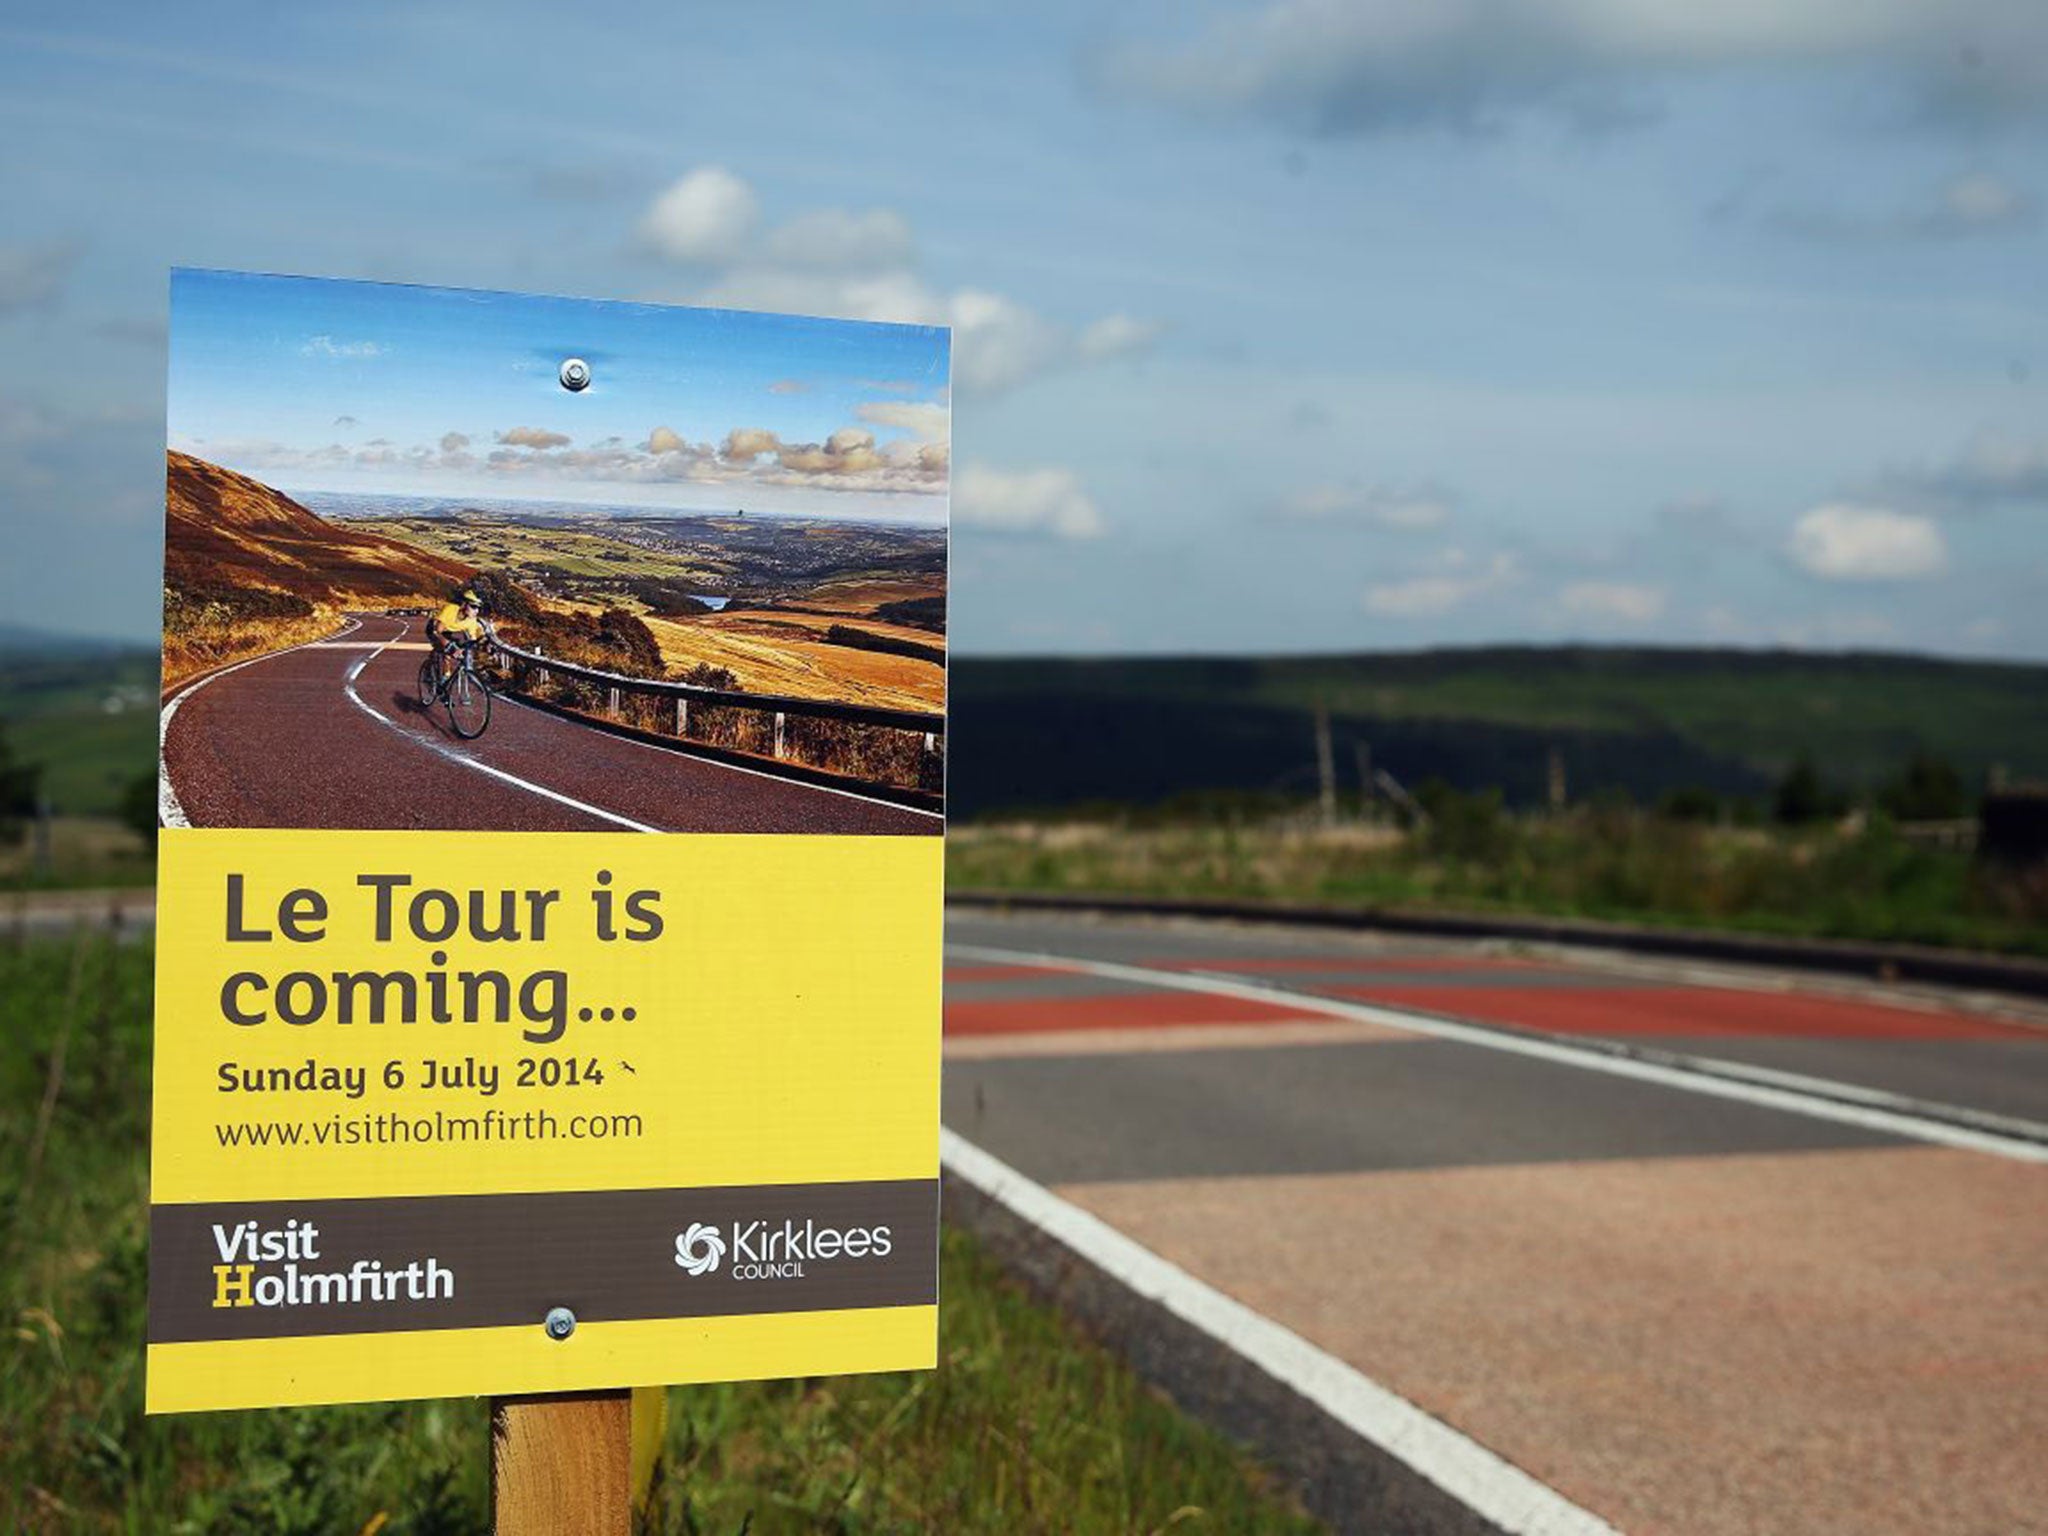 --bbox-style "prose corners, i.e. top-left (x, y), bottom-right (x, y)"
top-left (148, 270), bottom-right (949, 1413)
